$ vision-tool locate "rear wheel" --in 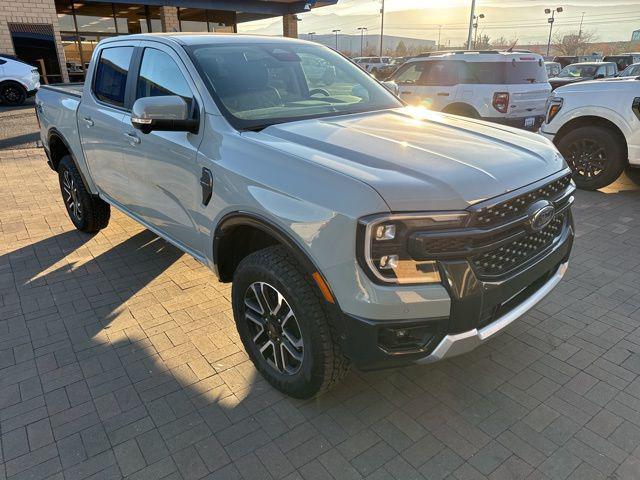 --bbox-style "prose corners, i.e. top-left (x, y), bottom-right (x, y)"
top-left (443, 104), bottom-right (480, 119)
top-left (57, 155), bottom-right (110, 233)
top-left (232, 246), bottom-right (349, 398)
top-left (557, 126), bottom-right (626, 190)
top-left (0, 81), bottom-right (26, 106)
